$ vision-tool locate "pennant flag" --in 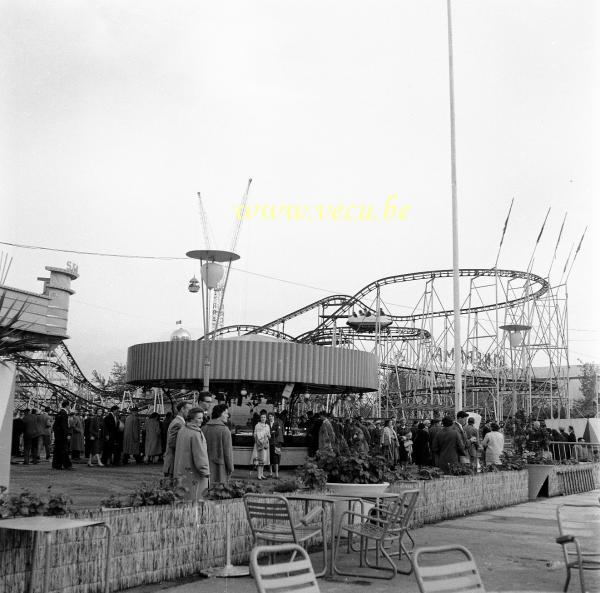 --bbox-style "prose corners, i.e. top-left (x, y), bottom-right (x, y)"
top-left (535, 207), bottom-right (551, 245)
top-left (575, 227), bottom-right (587, 255)
top-left (552, 213), bottom-right (567, 261)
